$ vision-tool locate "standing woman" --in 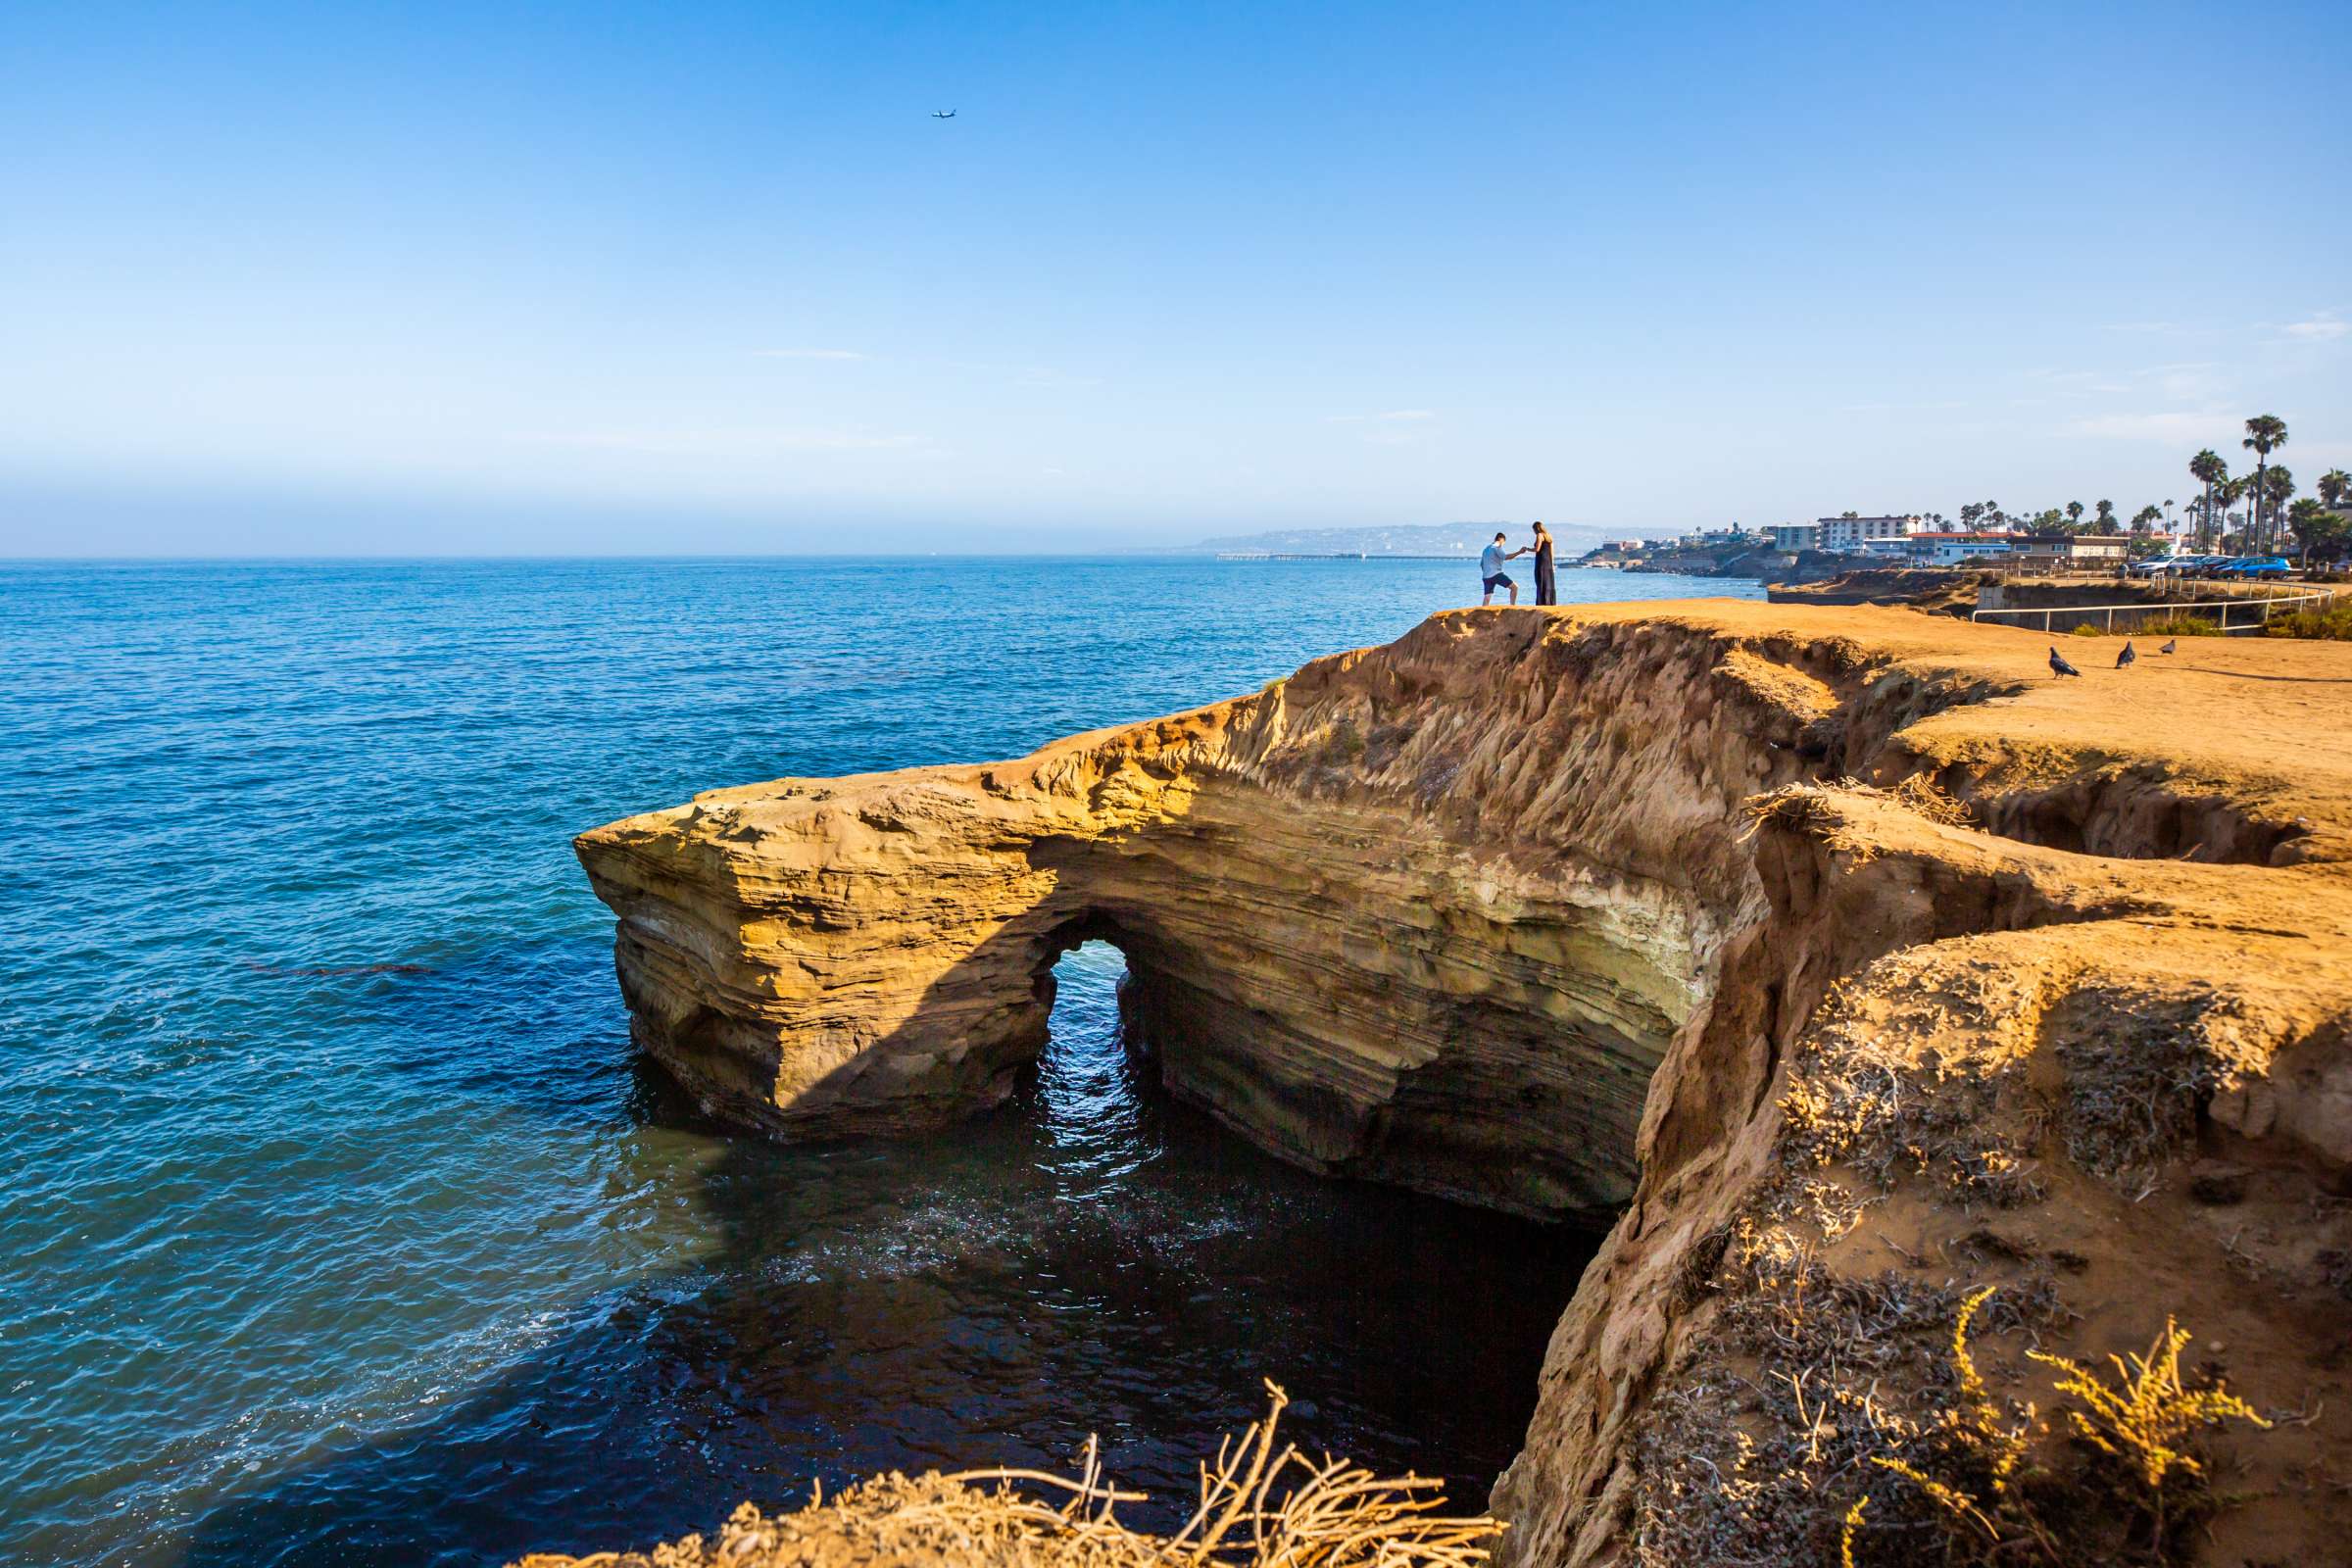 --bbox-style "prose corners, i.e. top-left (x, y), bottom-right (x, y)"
top-left (1530, 520), bottom-right (1557, 606)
